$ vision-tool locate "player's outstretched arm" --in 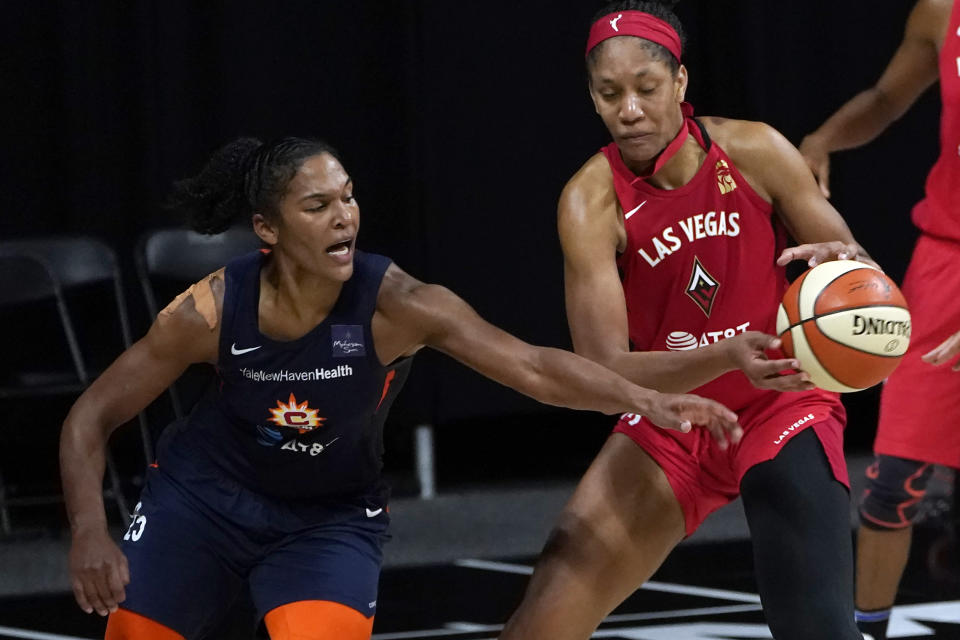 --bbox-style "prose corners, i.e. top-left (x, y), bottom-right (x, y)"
top-left (922, 329), bottom-right (960, 371)
top-left (375, 266), bottom-right (742, 446)
top-left (556, 157), bottom-right (809, 395)
top-left (798, 0), bottom-right (944, 197)
top-left (60, 278), bottom-right (220, 617)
